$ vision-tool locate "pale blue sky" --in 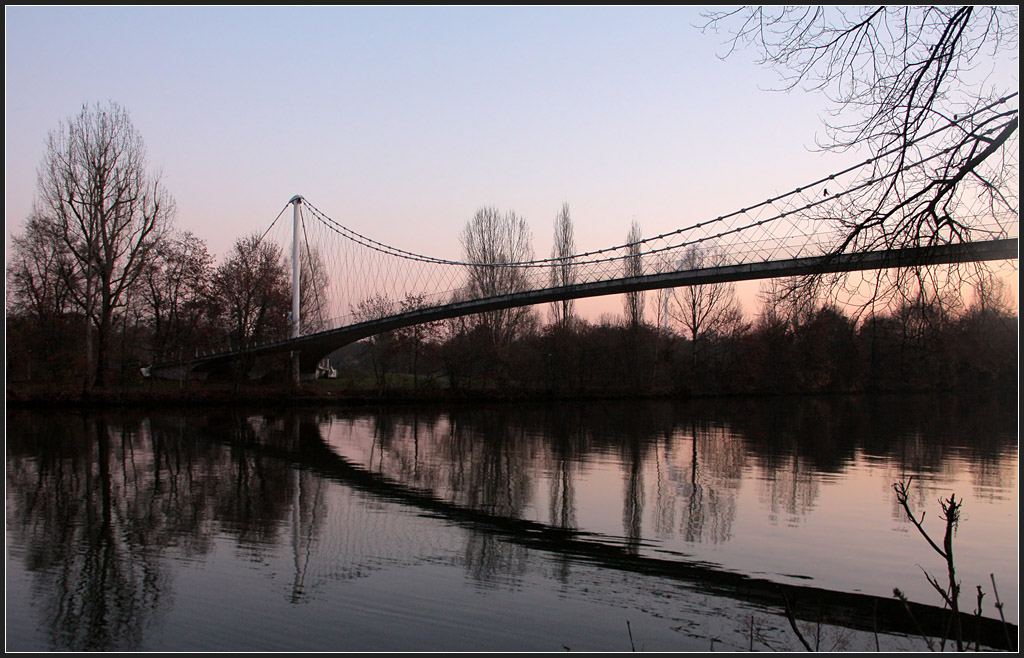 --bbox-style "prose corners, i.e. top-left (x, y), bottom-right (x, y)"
top-left (5, 6), bottom-right (1017, 317)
